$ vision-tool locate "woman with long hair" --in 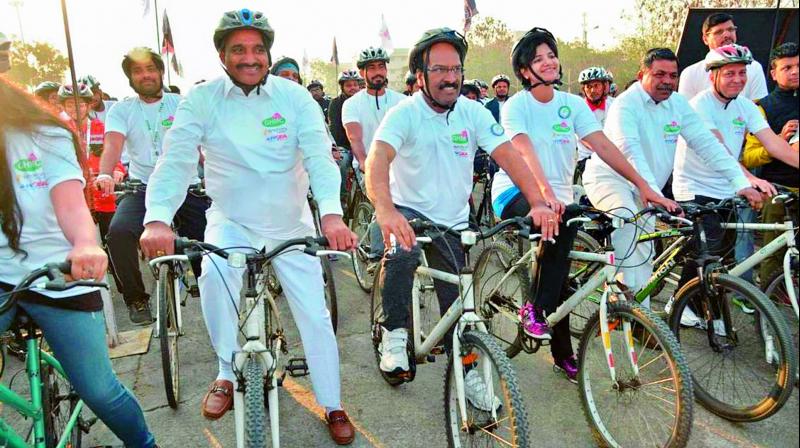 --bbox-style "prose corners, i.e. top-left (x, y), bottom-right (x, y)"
top-left (0, 76), bottom-right (157, 447)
